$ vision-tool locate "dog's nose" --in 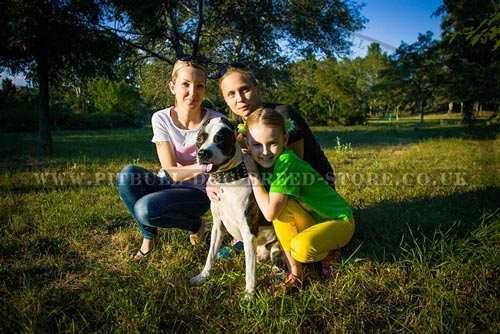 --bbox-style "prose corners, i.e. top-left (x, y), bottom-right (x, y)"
top-left (198, 149), bottom-right (212, 160)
